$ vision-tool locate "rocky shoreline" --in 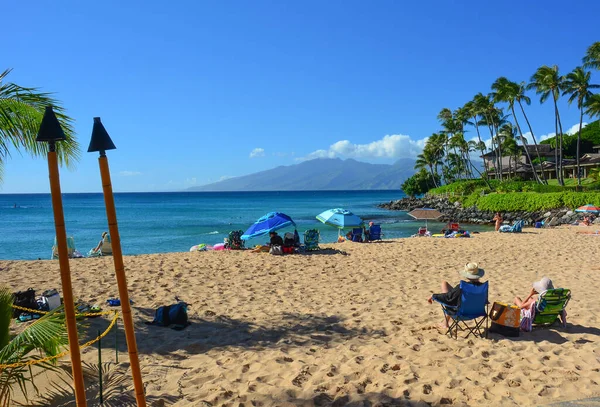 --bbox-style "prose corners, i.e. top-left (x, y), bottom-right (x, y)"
top-left (378, 196), bottom-right (598, 226)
